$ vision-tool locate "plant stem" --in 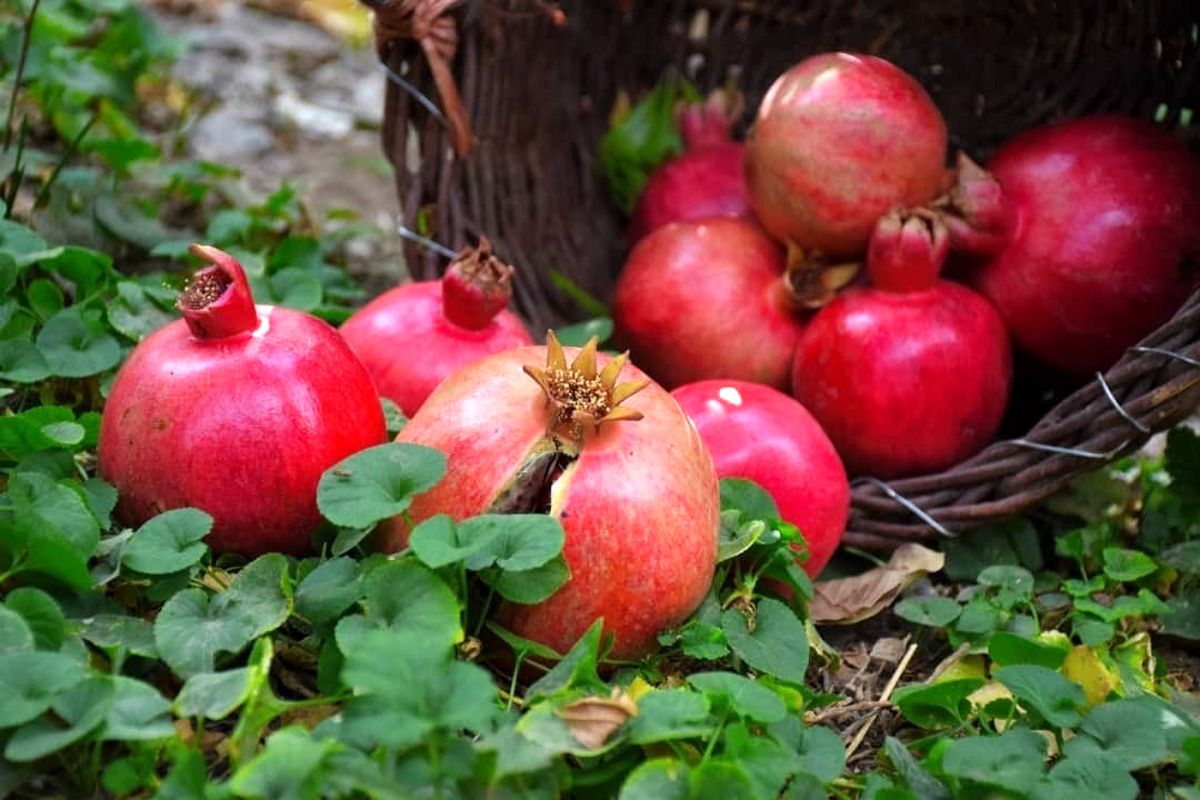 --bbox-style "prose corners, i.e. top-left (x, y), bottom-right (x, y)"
top-left (4, 0), bottom-right (41, 152)
top-left (34, 112), bottom-right (97, 209)
top-left (505, 651), bottom-right (525, 711)
top-left (700, 711), bottom-right (726, 764)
